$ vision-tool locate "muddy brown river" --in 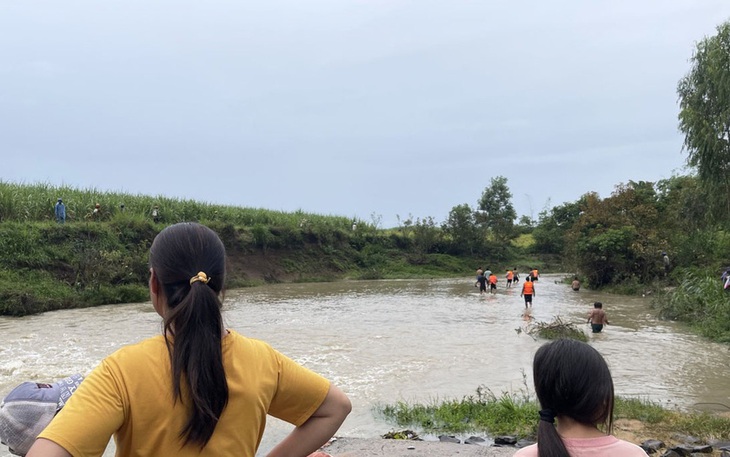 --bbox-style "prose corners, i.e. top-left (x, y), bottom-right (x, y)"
top-left (2, 275), bottom-right (729, 456)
